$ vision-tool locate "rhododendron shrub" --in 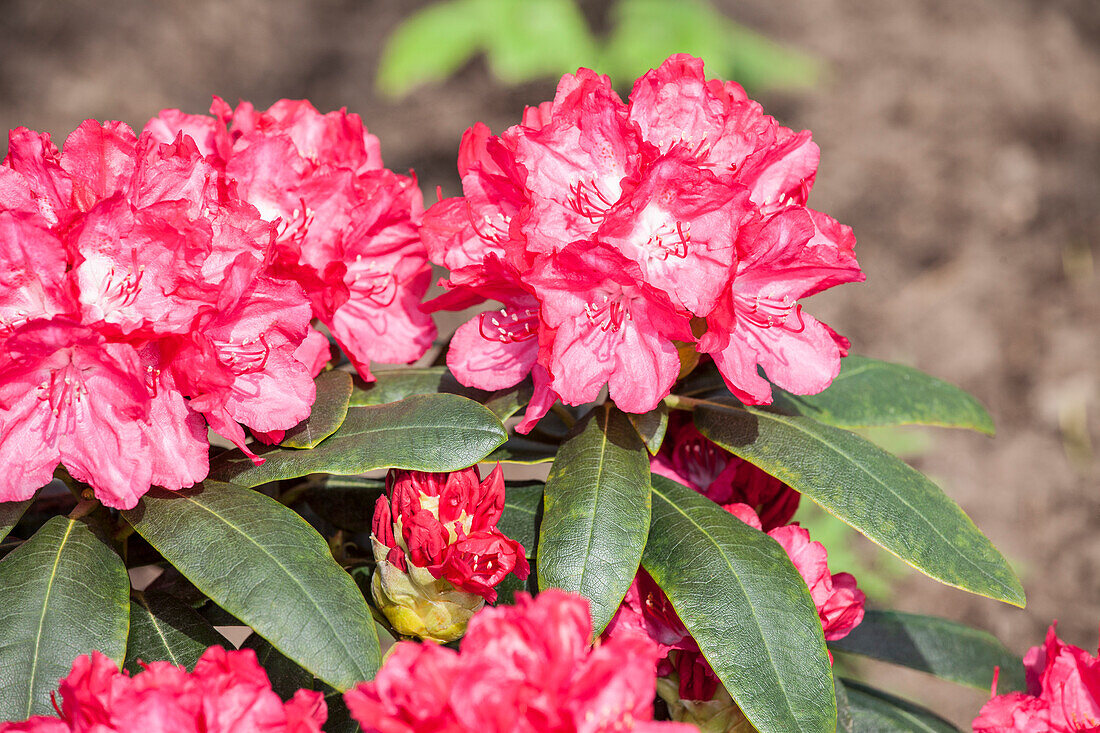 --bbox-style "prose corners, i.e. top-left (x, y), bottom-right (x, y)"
top-left (0, 54), bottom-right (1035, 733)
